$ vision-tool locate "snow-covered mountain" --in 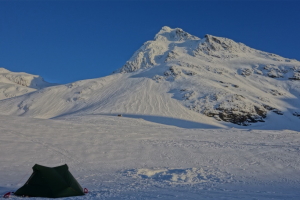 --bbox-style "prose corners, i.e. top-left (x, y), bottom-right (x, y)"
top-left (117, 26), bottom-right (300, 126)
top-left (0, 26), bottom-right (300, 127)
top-left (0, 68), bottom-right (55, 100)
